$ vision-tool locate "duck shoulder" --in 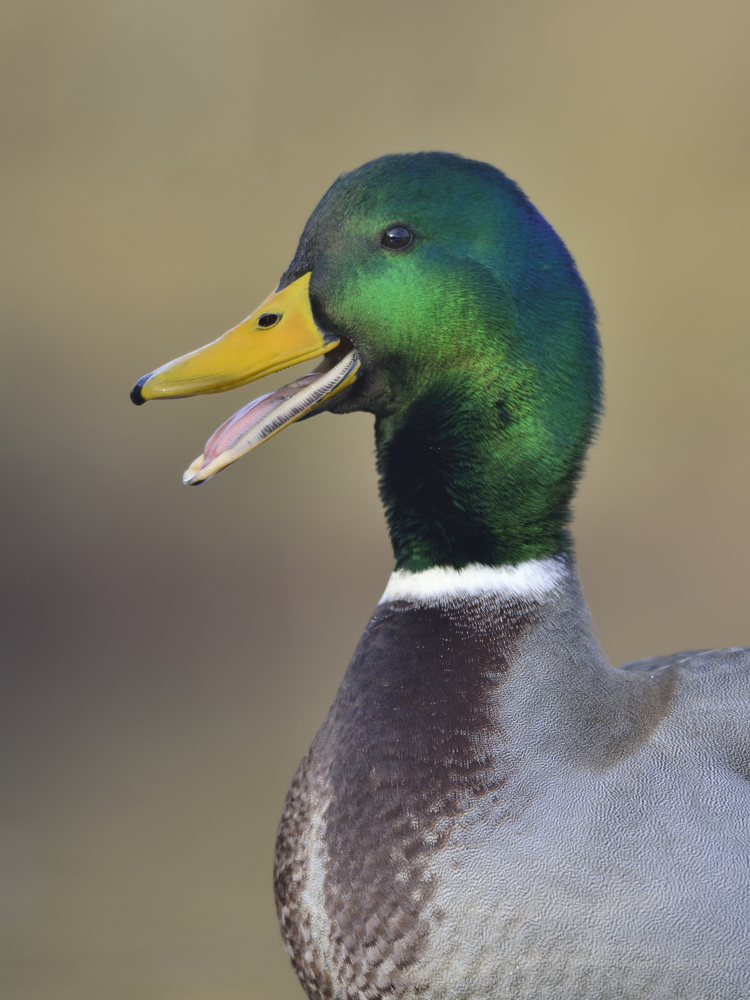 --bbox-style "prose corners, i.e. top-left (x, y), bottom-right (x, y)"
top-left (619, 646), bottom-right (750, 782)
